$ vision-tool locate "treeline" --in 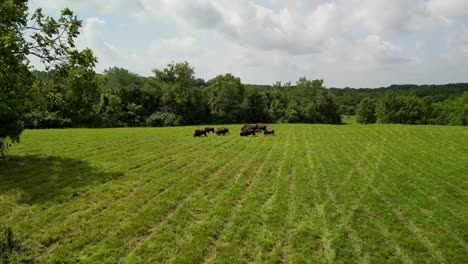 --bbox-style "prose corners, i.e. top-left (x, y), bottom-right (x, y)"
top-left (329, 83), bottom-right (468, 117)
top-left (355, 92), bottom-right (468, 125)
top-left (24, 62), bottom-right (341, 128)
top-left (330, 83), bottom-right (468, 126)
top-left (253, 82), bottom-right (468, 126)
top-left (24, 61), bottom-right (467, 128)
